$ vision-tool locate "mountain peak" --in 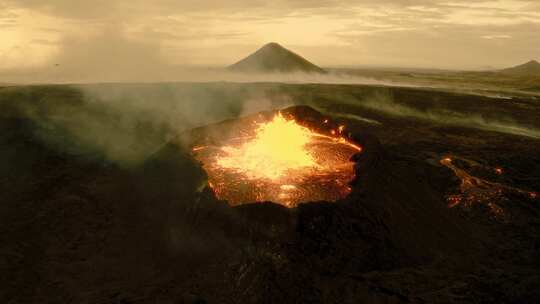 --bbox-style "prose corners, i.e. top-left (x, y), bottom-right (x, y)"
top-left (261, 42), bottom-right (283, 49)
top-left (228, 42), bottom-right (326, 74)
